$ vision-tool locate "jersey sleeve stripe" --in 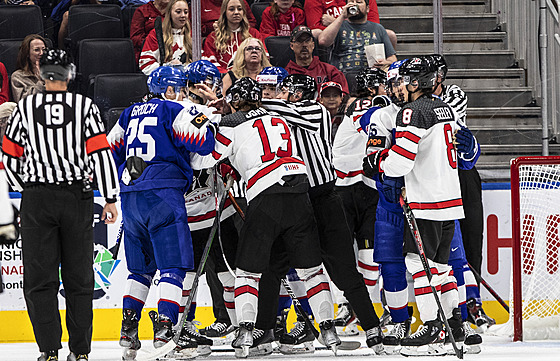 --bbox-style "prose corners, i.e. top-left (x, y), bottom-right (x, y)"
top-left (395, 131), bottom-right (421, 143)
top-left (392, 145), bottom-right (416, 161)
top-left (246, 157), bottom-right (305, 190)
top-left (411, 267), bottom-right (439, 279)
top-left (335, 169), bottom-right (363, 179)
top-left (408, 198), bottom-right (463, 210)
top-left (2, 136), bottom-right (24, 158)
top-left (86, 133), bottom-right (110, 154)
top-left (216, 132), bottom-right (232, 146)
